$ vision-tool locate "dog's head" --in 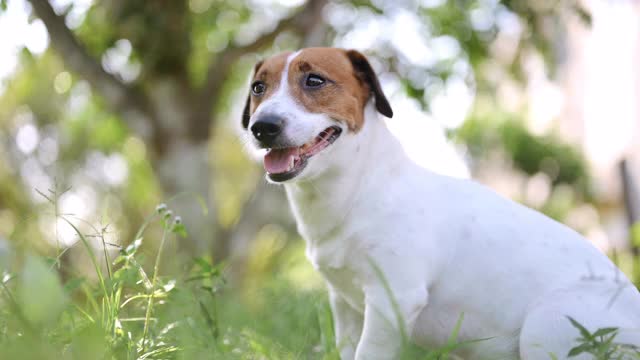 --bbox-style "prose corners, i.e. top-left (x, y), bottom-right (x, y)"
top-left (242, 47), bottom-right (393, 183)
